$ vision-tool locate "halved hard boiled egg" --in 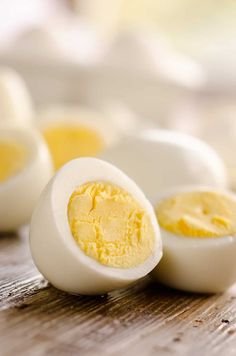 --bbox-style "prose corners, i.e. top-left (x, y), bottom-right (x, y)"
top-left (100, 129), bottom-right (228, 201)
top-left (30, 158), bottom-right (162, 295)
top-left (37, 106), bottom-right (117, 170)
top-left (152, 186), bottom-right (236, 293)
top-left (0, 128), bottom-right (53, 231)
top-left (0, 67), bottom-right (33, 127)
